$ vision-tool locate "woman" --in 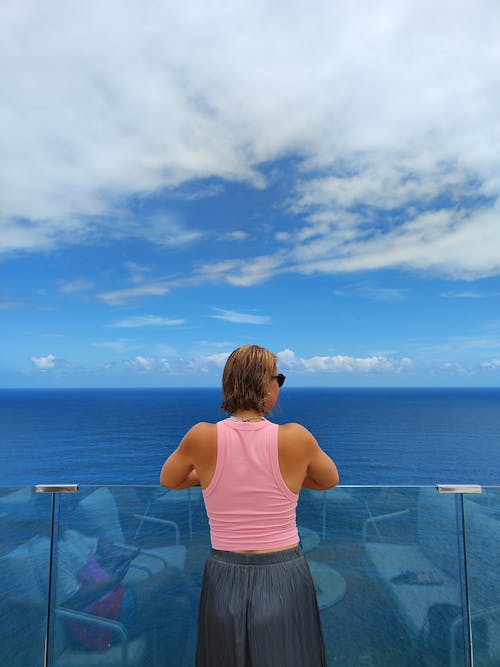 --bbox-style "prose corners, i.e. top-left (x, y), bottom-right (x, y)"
top-left (160, 344), bottom-right (339, 666)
